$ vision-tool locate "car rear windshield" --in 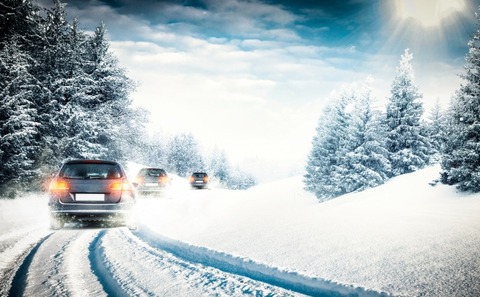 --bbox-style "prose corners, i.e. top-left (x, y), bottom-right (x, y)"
top-left (193, 173), bottom-right (207, 177)
top-left (60, 163), bottom-right (123, 179)
top-left (141, 169), bottom-right (166, 177)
